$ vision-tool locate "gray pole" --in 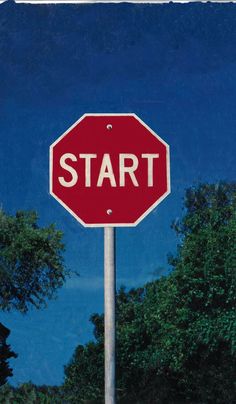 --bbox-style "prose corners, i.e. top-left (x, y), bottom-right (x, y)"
top-left (104, 227), bottom-right (116, 404)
